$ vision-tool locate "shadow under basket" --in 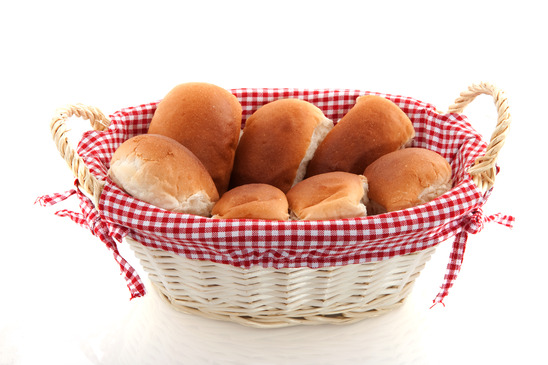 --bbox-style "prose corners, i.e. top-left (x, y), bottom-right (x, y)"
top-left (47, 82), bottom-right (512, 328)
